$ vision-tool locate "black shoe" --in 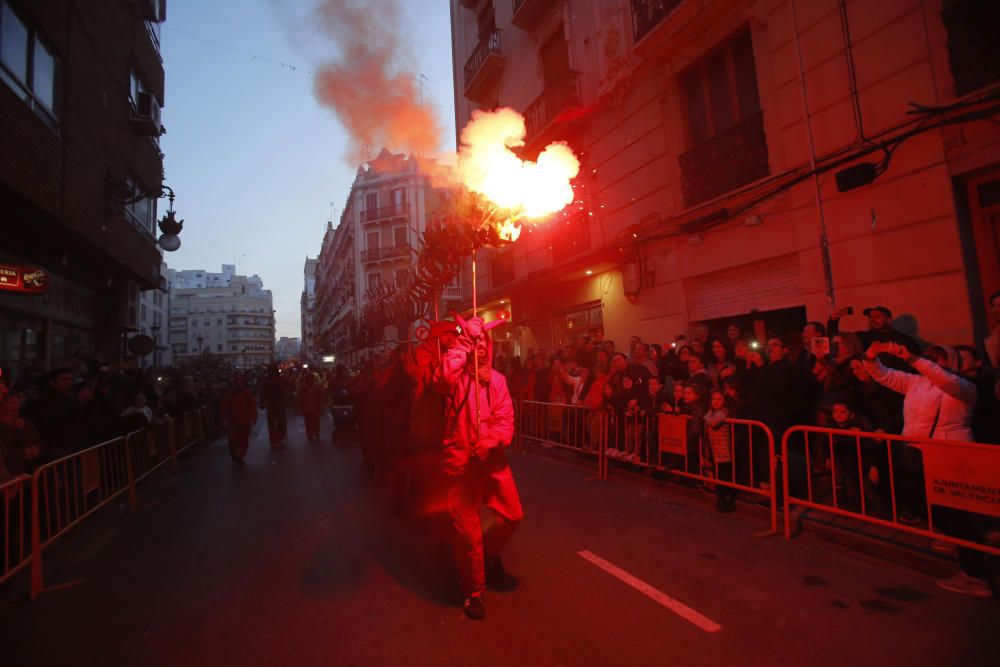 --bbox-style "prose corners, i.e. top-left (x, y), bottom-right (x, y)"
top-left (485, 556), bottom-right (506, 589)
top-left (463, 593), bottom-right (485, 620)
